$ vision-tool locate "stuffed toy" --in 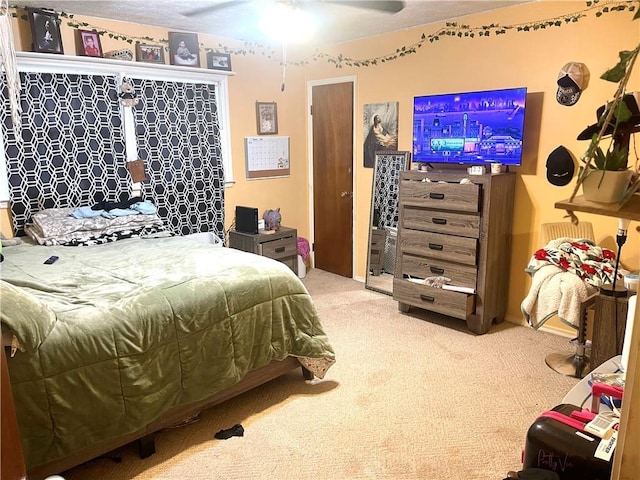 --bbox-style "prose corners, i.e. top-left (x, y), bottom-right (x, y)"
top-left (118, 78), bottom-right (139, 107)
top-left (263, 208), bottom-right (281, 231)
